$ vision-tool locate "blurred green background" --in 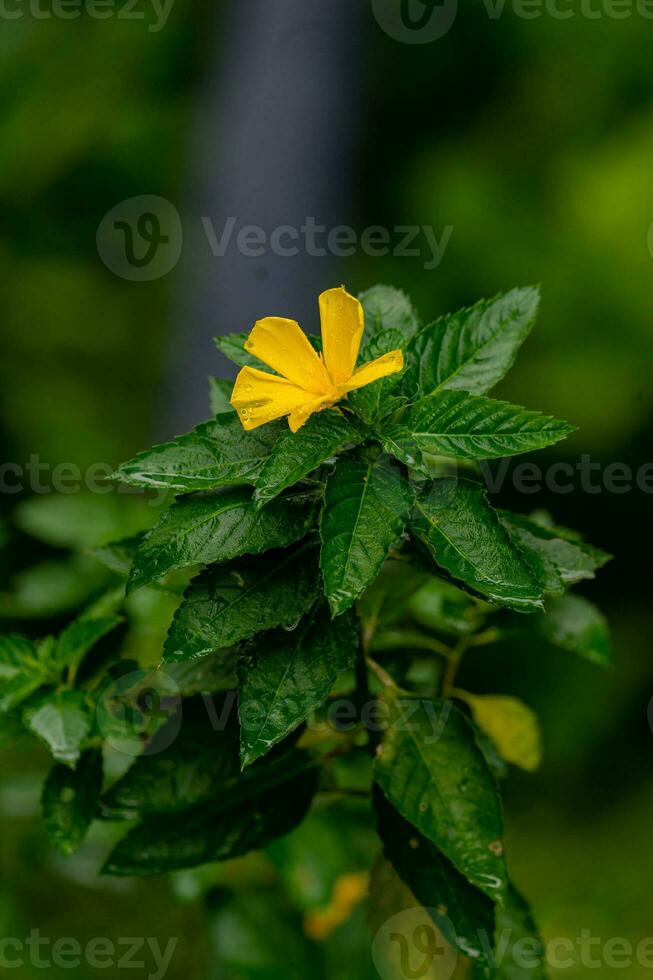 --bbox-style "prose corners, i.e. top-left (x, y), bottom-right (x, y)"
top-left (1, 2), bottom-right (652, 977)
